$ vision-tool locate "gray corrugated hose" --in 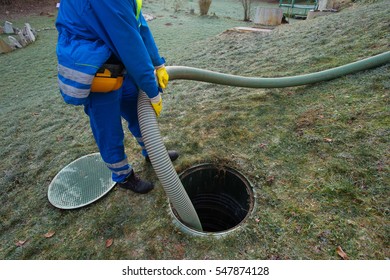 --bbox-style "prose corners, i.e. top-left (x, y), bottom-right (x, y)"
top-left (137, 91), bottom-right (203, 231)
top-left (138, 51), bottom-right (390, 232)
top-left (166, 51), bottom-right (390, 88)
